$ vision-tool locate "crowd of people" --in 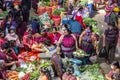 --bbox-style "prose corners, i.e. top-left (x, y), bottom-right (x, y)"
top-left (0, 0), bottom-right (120, 80)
